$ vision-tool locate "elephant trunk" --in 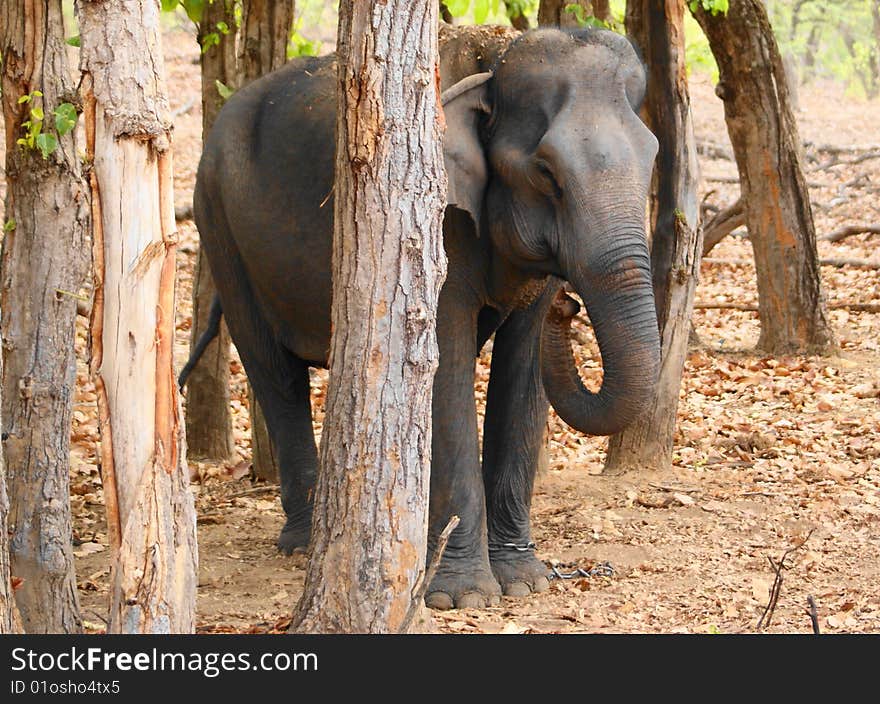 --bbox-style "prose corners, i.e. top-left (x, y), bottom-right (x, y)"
top-left (541, 228), bottom-right (661, 437)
